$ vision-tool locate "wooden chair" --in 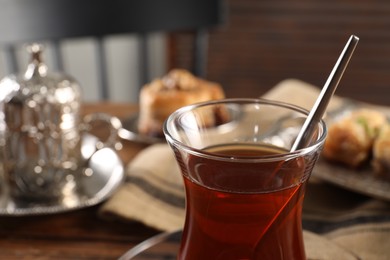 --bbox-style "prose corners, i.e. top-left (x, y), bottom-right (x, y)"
top-left (0, 0), bottom-right (226, 100)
